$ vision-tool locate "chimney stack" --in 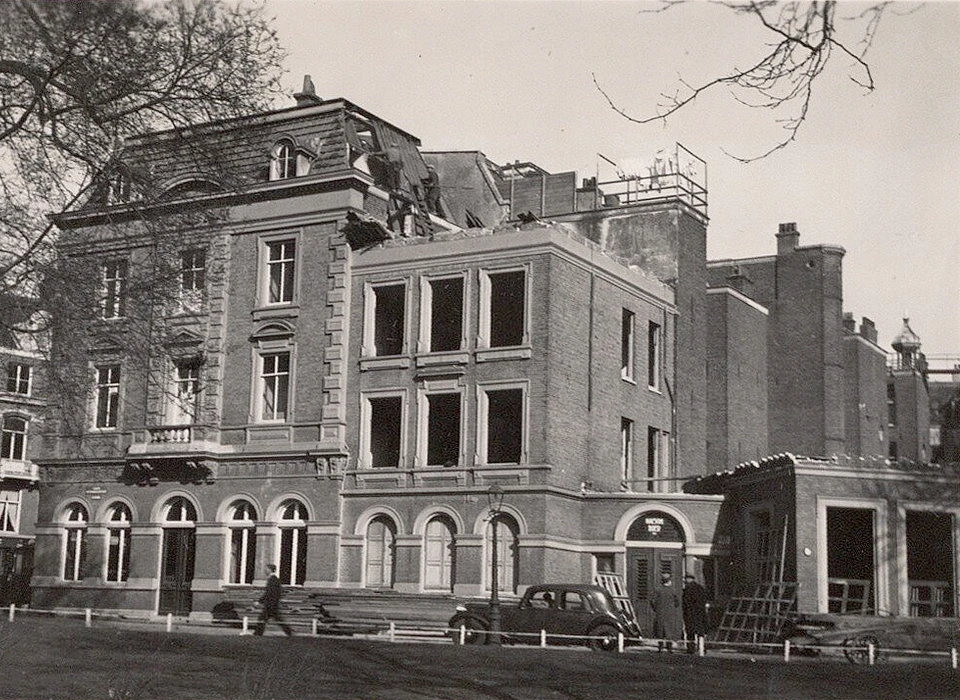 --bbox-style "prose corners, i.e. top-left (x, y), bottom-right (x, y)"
top-left (294, 75), bottom-right (322, 108)
top-left (776, 222), bottom-right (800, 255)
